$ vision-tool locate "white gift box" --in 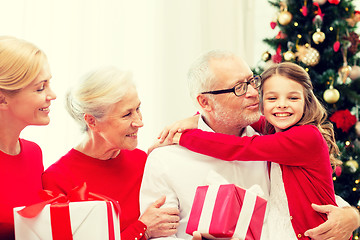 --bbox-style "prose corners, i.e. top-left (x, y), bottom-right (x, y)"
top-left (14, 200), bottom-right (120, 240)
